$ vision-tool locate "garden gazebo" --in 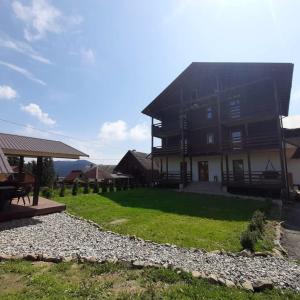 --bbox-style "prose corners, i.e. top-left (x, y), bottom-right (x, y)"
top-left (0, 132), bottom-right (89, 206)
